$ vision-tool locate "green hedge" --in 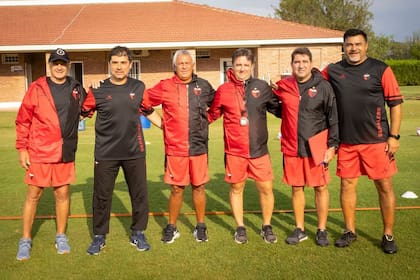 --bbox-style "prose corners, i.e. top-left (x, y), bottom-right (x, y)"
top-left (385, 60), bottom-right (420, 86)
